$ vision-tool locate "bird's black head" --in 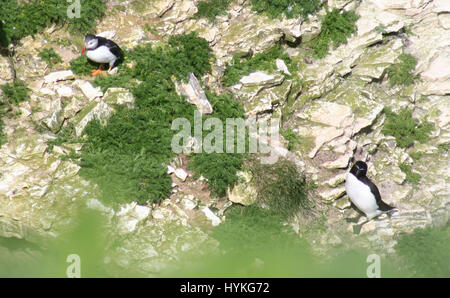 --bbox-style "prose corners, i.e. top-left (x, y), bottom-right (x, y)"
top-left (350, 160), bottom-right (368, 178)
top-left (83, 34), bottom-right (98, 52)
top-left (84, 34), bottom-right (97, 42)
